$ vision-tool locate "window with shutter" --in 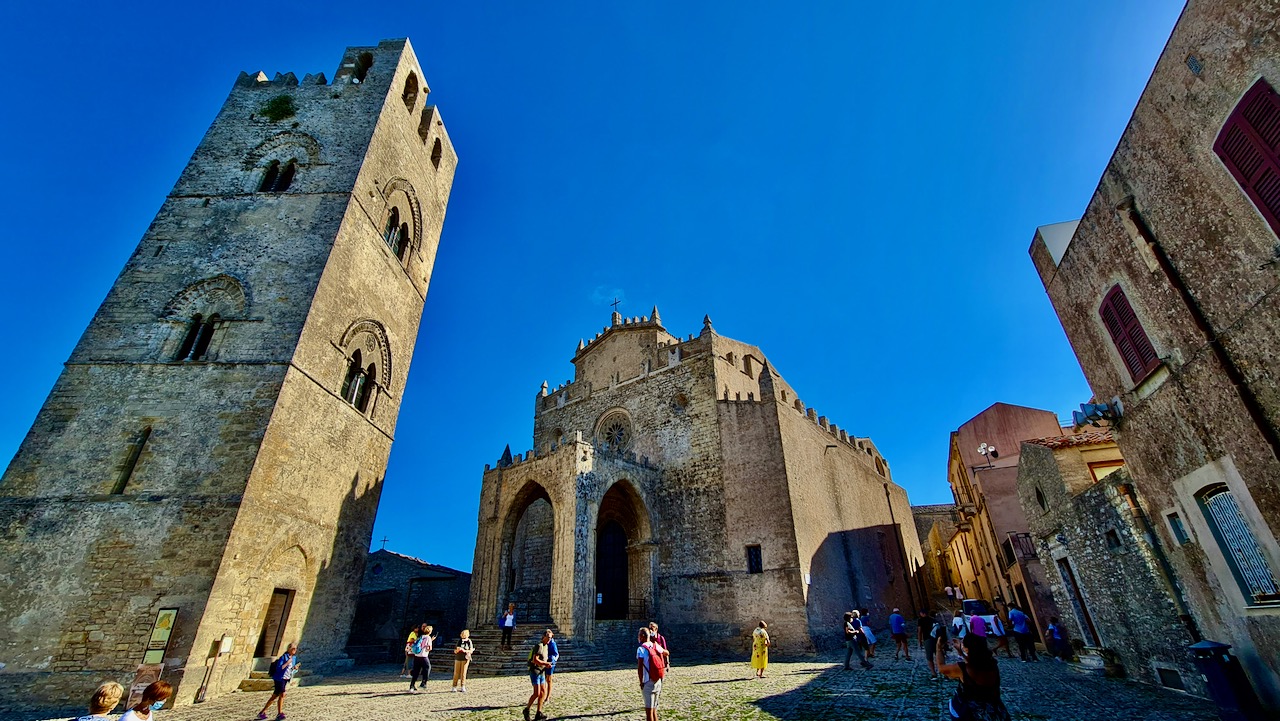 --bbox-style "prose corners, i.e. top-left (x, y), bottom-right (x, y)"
top-left (1099, 285), bottom-right (1160, 382)
top-left (1215, 79), bottom-right (1280, 237)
